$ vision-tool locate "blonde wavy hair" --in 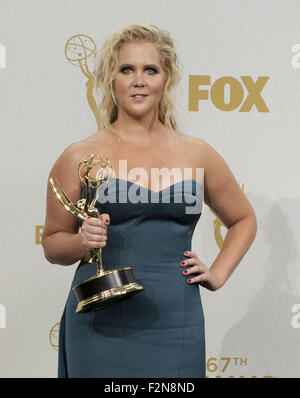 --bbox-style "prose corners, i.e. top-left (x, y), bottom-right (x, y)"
top-left (94, 23), bottom-right (182, 134)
